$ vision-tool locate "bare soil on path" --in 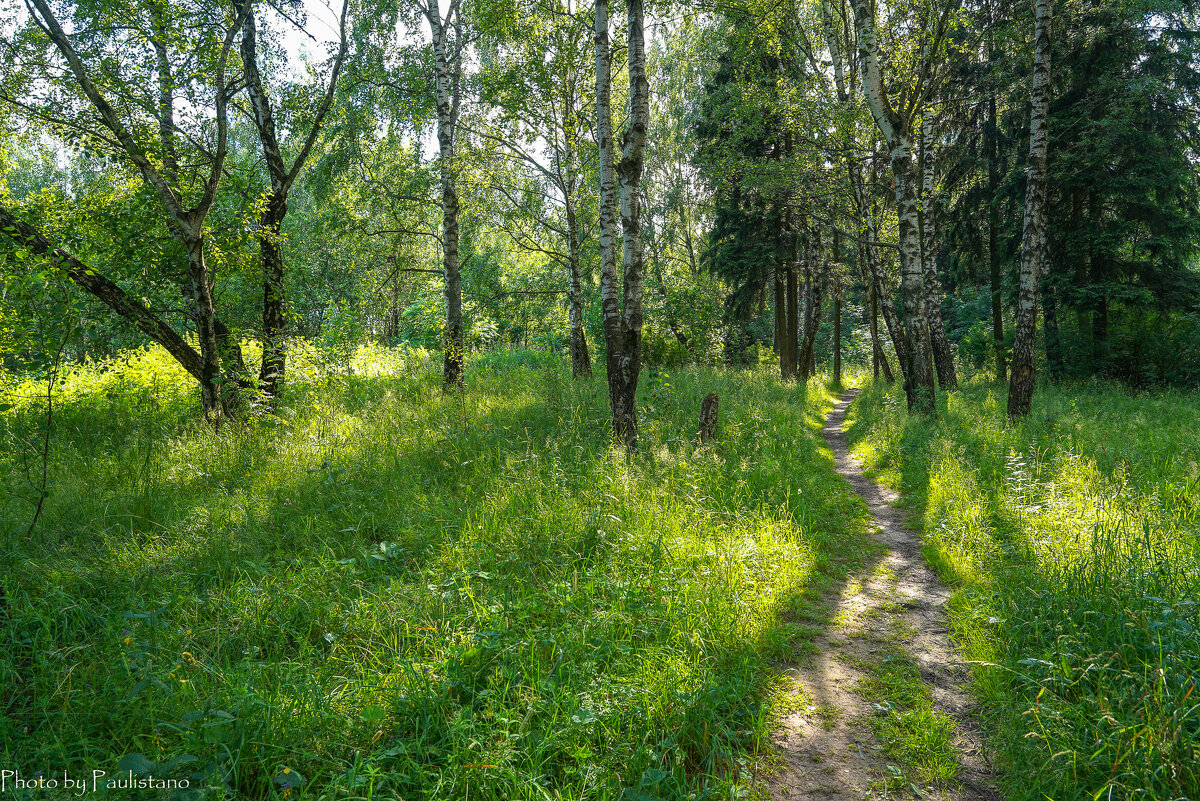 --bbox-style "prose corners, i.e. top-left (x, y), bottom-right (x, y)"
top-left (765, 390), bottom-right (1000, 800)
